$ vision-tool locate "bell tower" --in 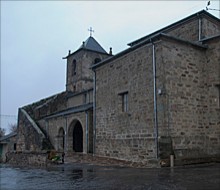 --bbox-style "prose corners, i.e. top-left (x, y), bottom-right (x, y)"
top-left (64, 33), bottom-right (111, 93)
